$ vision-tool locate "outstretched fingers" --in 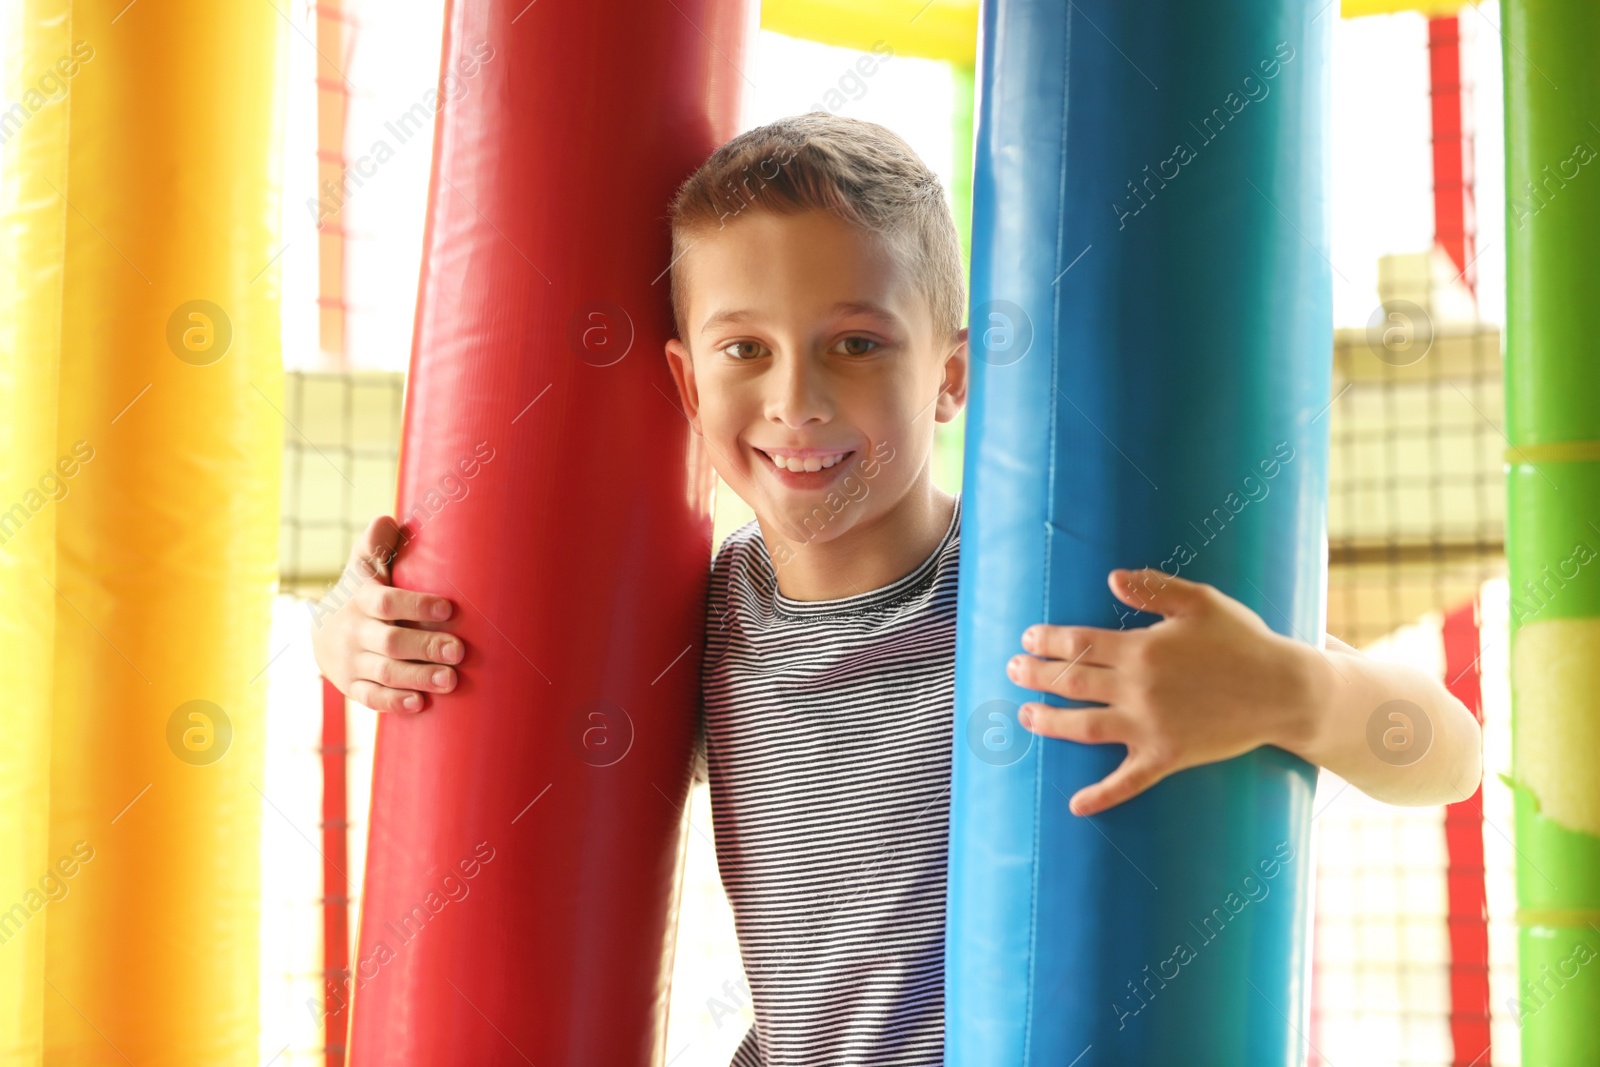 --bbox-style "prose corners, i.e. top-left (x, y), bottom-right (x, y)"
top-left (1008, 652), bottom-right (1121, 705)
top-left (1108, 567), bottom-right (1211, 619)
top-left (1020, 704), bottom-right (1175, 816)
top-left (1021, 623), bottom-right (1127, 666)
top-left (1067, 753), bottom-right (1169, 817)
top-left (1020, 704), bottom-right (1127, 745)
